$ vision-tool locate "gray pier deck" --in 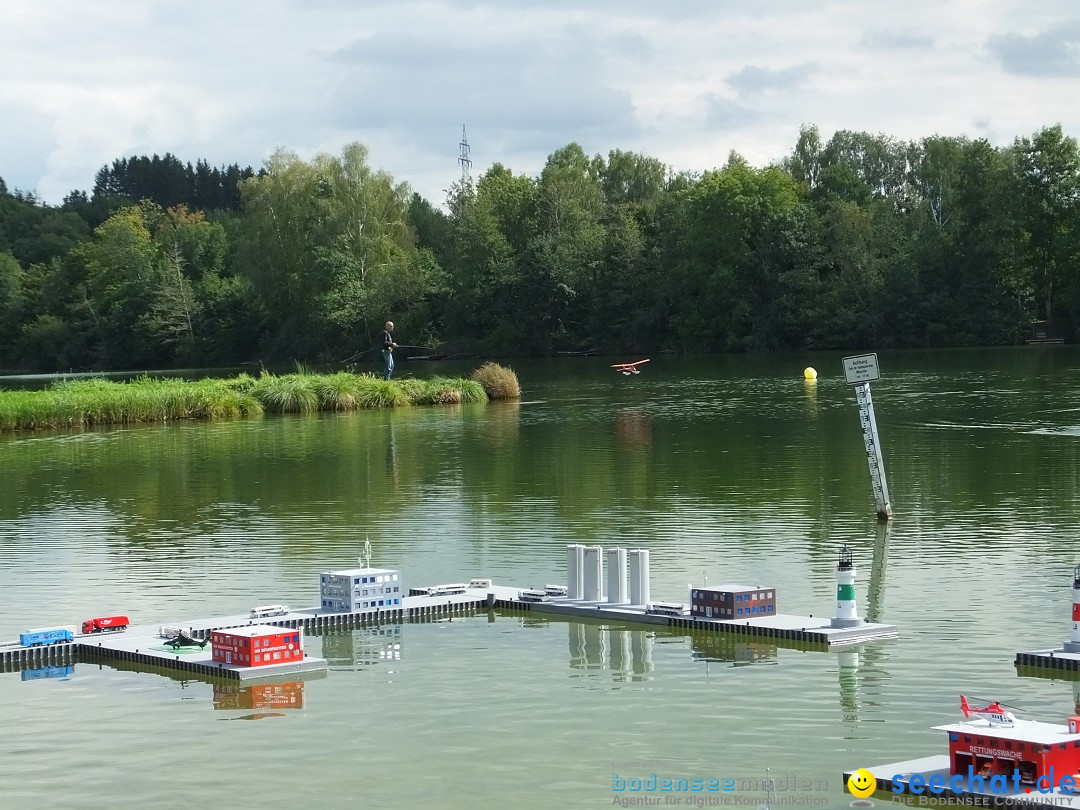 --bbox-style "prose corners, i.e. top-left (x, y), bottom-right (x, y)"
top-left (493, 591), bottom-right (898, 646)
top-left (1, 584), bottom-right (897, 679)
top-left (843, 758), bottom-right (1080, 807)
